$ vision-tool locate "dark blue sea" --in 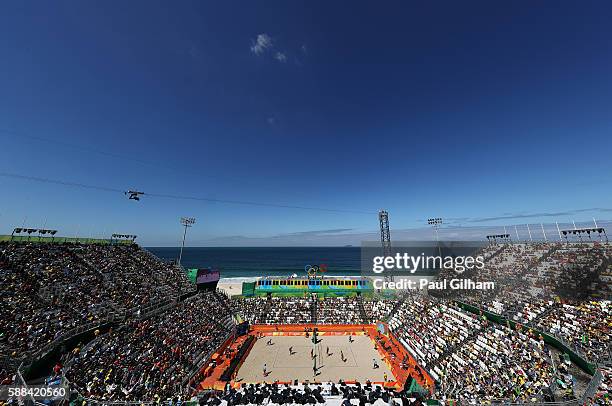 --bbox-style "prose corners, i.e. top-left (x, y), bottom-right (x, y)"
top-left (147, 247), bottom-right (361, 281)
